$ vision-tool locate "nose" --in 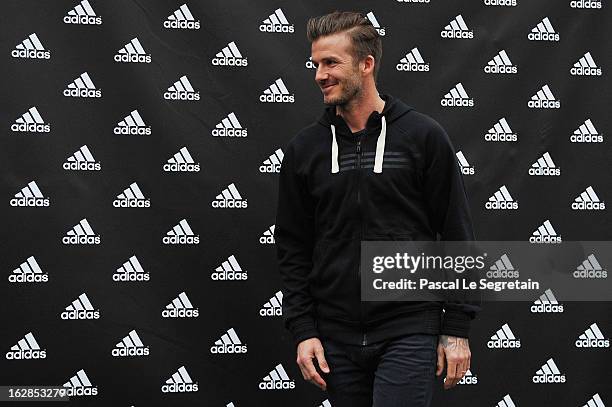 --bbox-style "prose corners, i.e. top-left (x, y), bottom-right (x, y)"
top-left (315, 65), bottom-right (328, 83)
